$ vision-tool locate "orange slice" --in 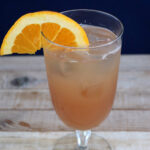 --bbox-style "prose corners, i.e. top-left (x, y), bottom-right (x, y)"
top-left (0, 11), bottom-right (89, 55)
